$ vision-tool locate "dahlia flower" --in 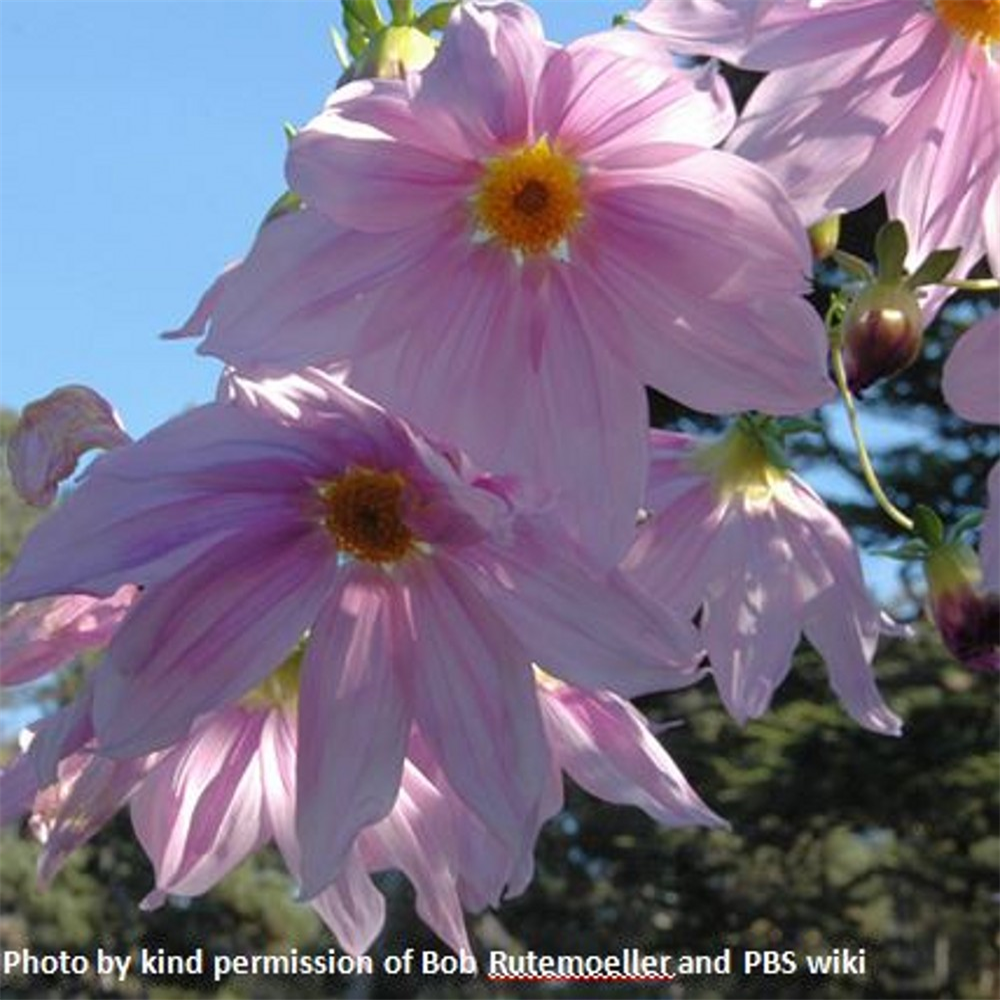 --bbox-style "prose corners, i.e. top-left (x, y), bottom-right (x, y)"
top-left (174, 0), bottom-right (832, 561)
top-left (2, 371), bottom-right (699, 896)
top-left (632, 0), bottom-right (1000, 289)
top-left (623, 425), bottom-right (902, 734)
